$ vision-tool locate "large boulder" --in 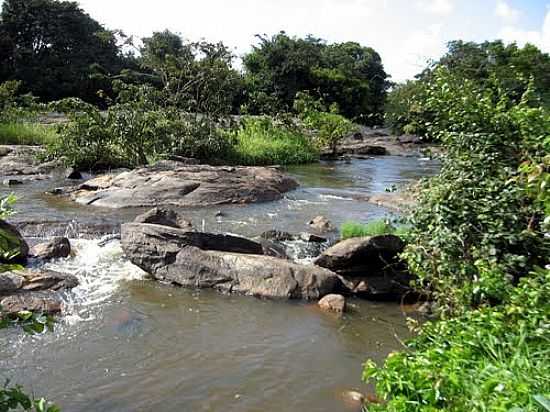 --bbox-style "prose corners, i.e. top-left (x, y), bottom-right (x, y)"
top-left (314, 235), bottom-right (410, 298)
top-left (30, 237), bottom-right (71, 260)
top-left (121, 223), bottom-right (264, 273)
top-left (121, 223), bottom-right (338, 300)
top-left (51, 163), bottom-right (299, 208)
top-left (0, 219), bottom-right (29, 262)
top-left (314, 235), bottom-right (404, 275)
